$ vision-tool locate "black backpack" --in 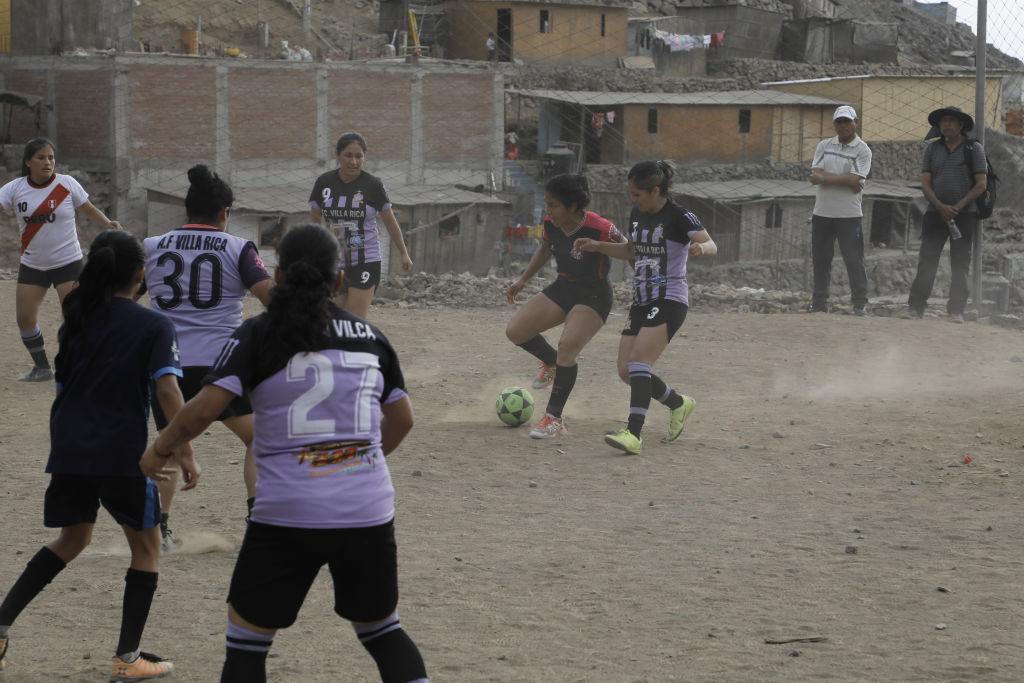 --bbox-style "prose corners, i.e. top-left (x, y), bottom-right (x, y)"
top-left (963, 140), bottom-right (998, 219)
